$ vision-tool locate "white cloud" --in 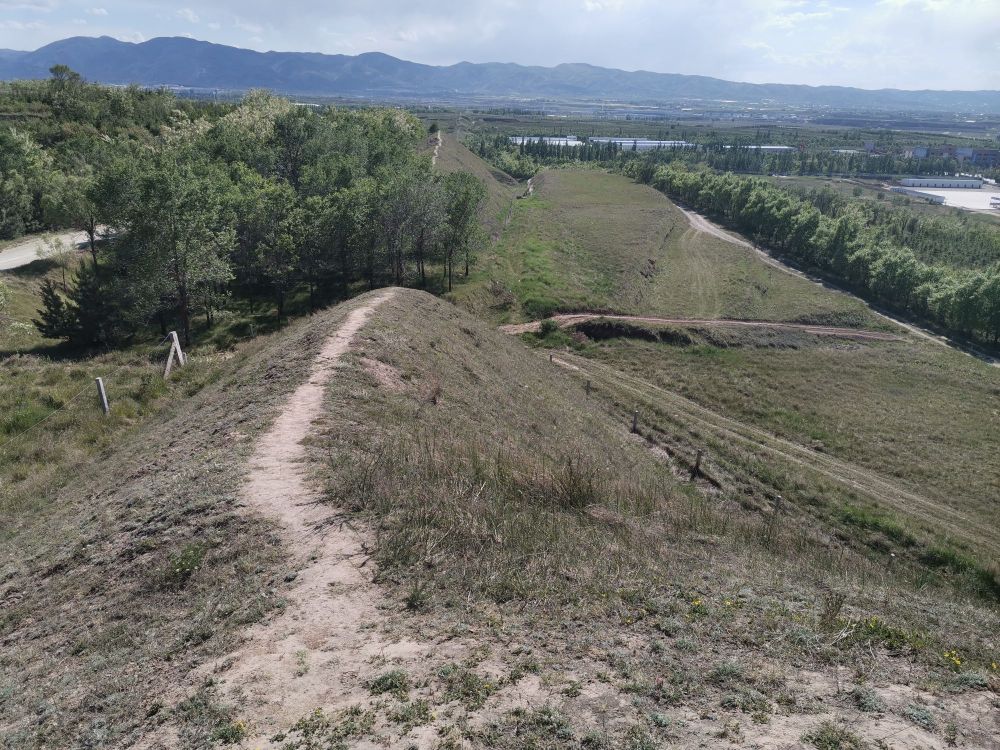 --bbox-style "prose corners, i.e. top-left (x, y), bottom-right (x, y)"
top-left (0, 0), bottom-right (997, 89)
top-left (0, 19), bottom-right (43, 29)
top-left (235, 18), bottom-right (263, 34)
